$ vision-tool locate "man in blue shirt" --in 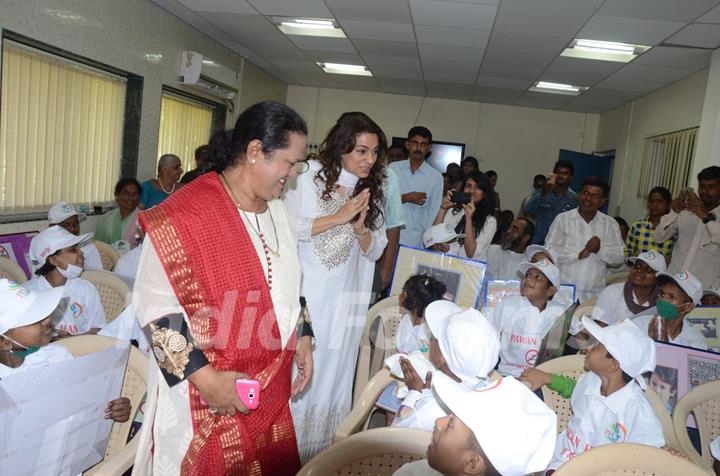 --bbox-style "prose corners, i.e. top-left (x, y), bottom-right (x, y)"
top-left (390, 127), bottom-right (444, 249)
top-left (524, 159), bottom-right (578, 245)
